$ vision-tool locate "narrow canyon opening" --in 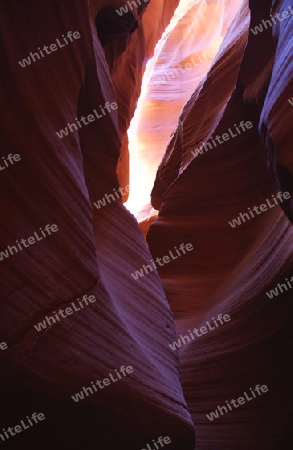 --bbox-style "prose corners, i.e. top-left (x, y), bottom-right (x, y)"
top-left (125, 0), bottom-right (243, 220)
